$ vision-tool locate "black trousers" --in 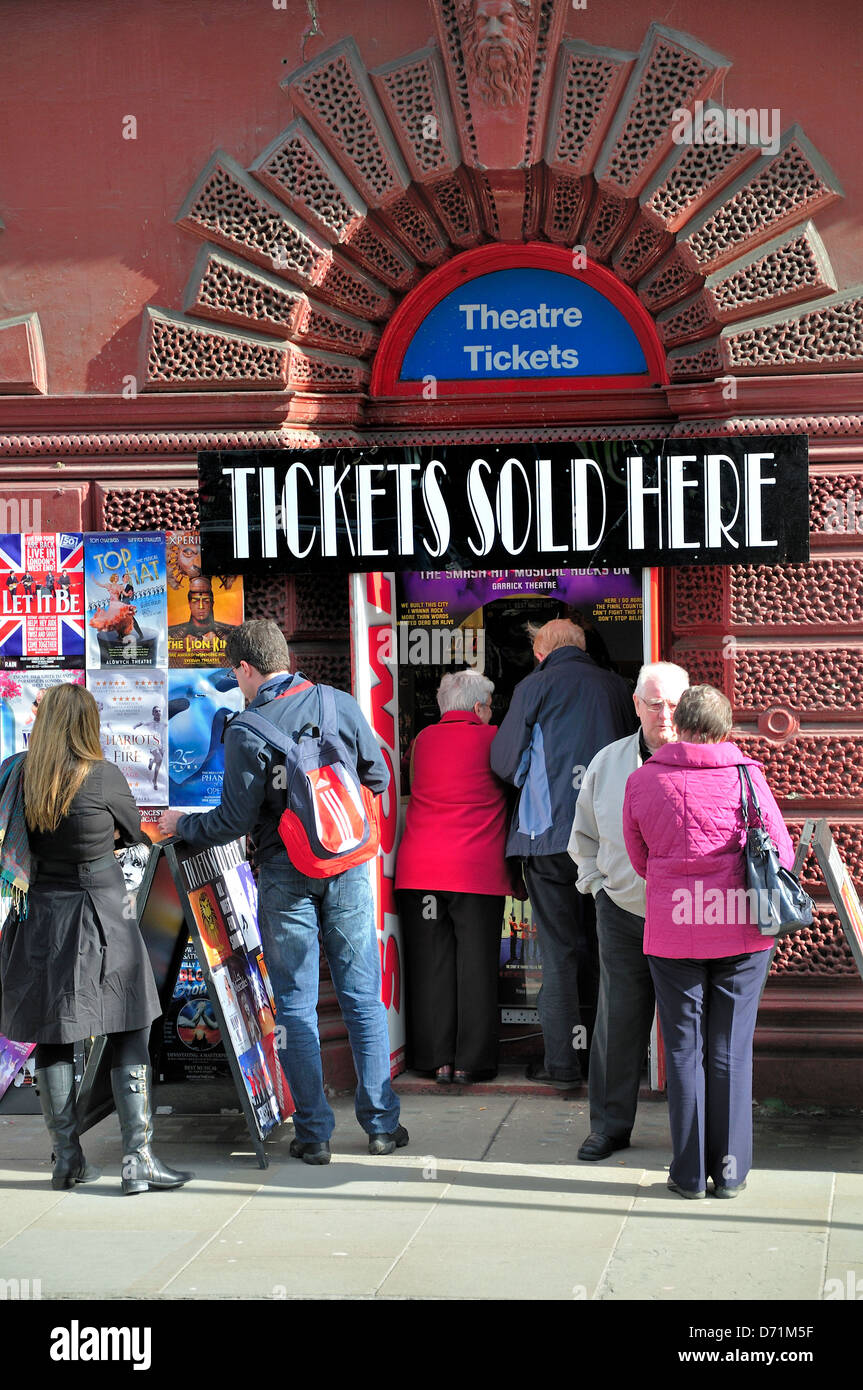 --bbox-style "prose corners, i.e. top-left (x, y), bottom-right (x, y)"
top-left (398, 889), bottom-right (504, 1074)
top-left (523, 852), bottom-right (598, 1079)
top-left (589, 889), bottom-right (654, 1138)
